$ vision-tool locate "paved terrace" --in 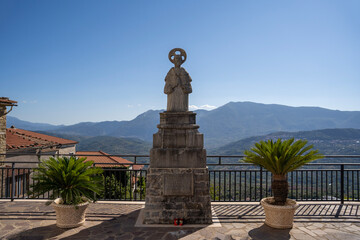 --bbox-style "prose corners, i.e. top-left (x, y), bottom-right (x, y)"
top-left (0, 201), bottom-right (359, 240)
